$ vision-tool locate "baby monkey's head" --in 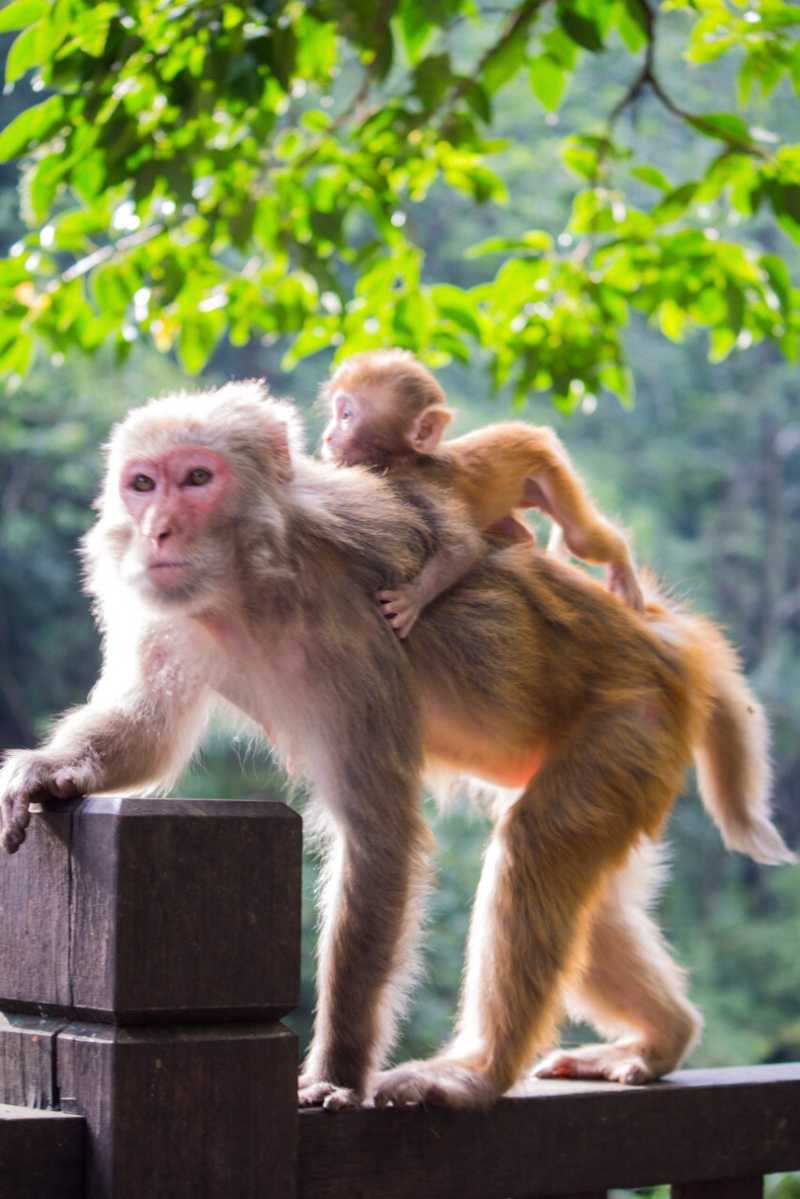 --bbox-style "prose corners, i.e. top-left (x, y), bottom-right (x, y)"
top-left (320, 348), bottom-right (452, 469)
